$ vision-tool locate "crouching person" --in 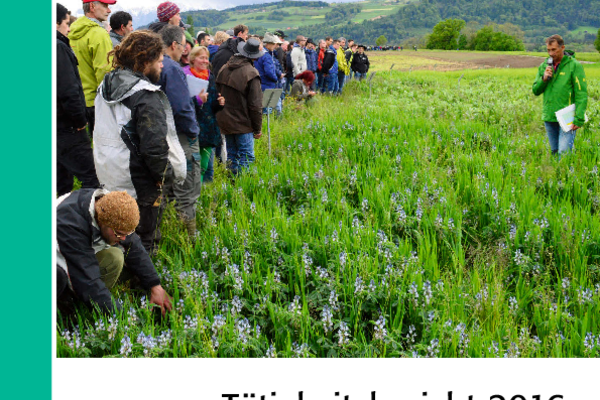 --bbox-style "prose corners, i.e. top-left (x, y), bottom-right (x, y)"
top-left (291, 70), bottom-right (317, 104)
top-left (56, 189), bottom-right (172, 315)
